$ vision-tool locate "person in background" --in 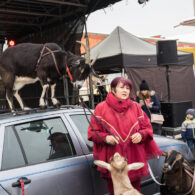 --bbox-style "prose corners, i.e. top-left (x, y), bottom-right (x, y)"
top-left (88, 77), bottom-right (162, 195)
top-left (136, 80), bottom-right (161, 135)
top-left (48, 132), bottom-right (72, 159)
top-left (181, 109), bottom-right (195, 152)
